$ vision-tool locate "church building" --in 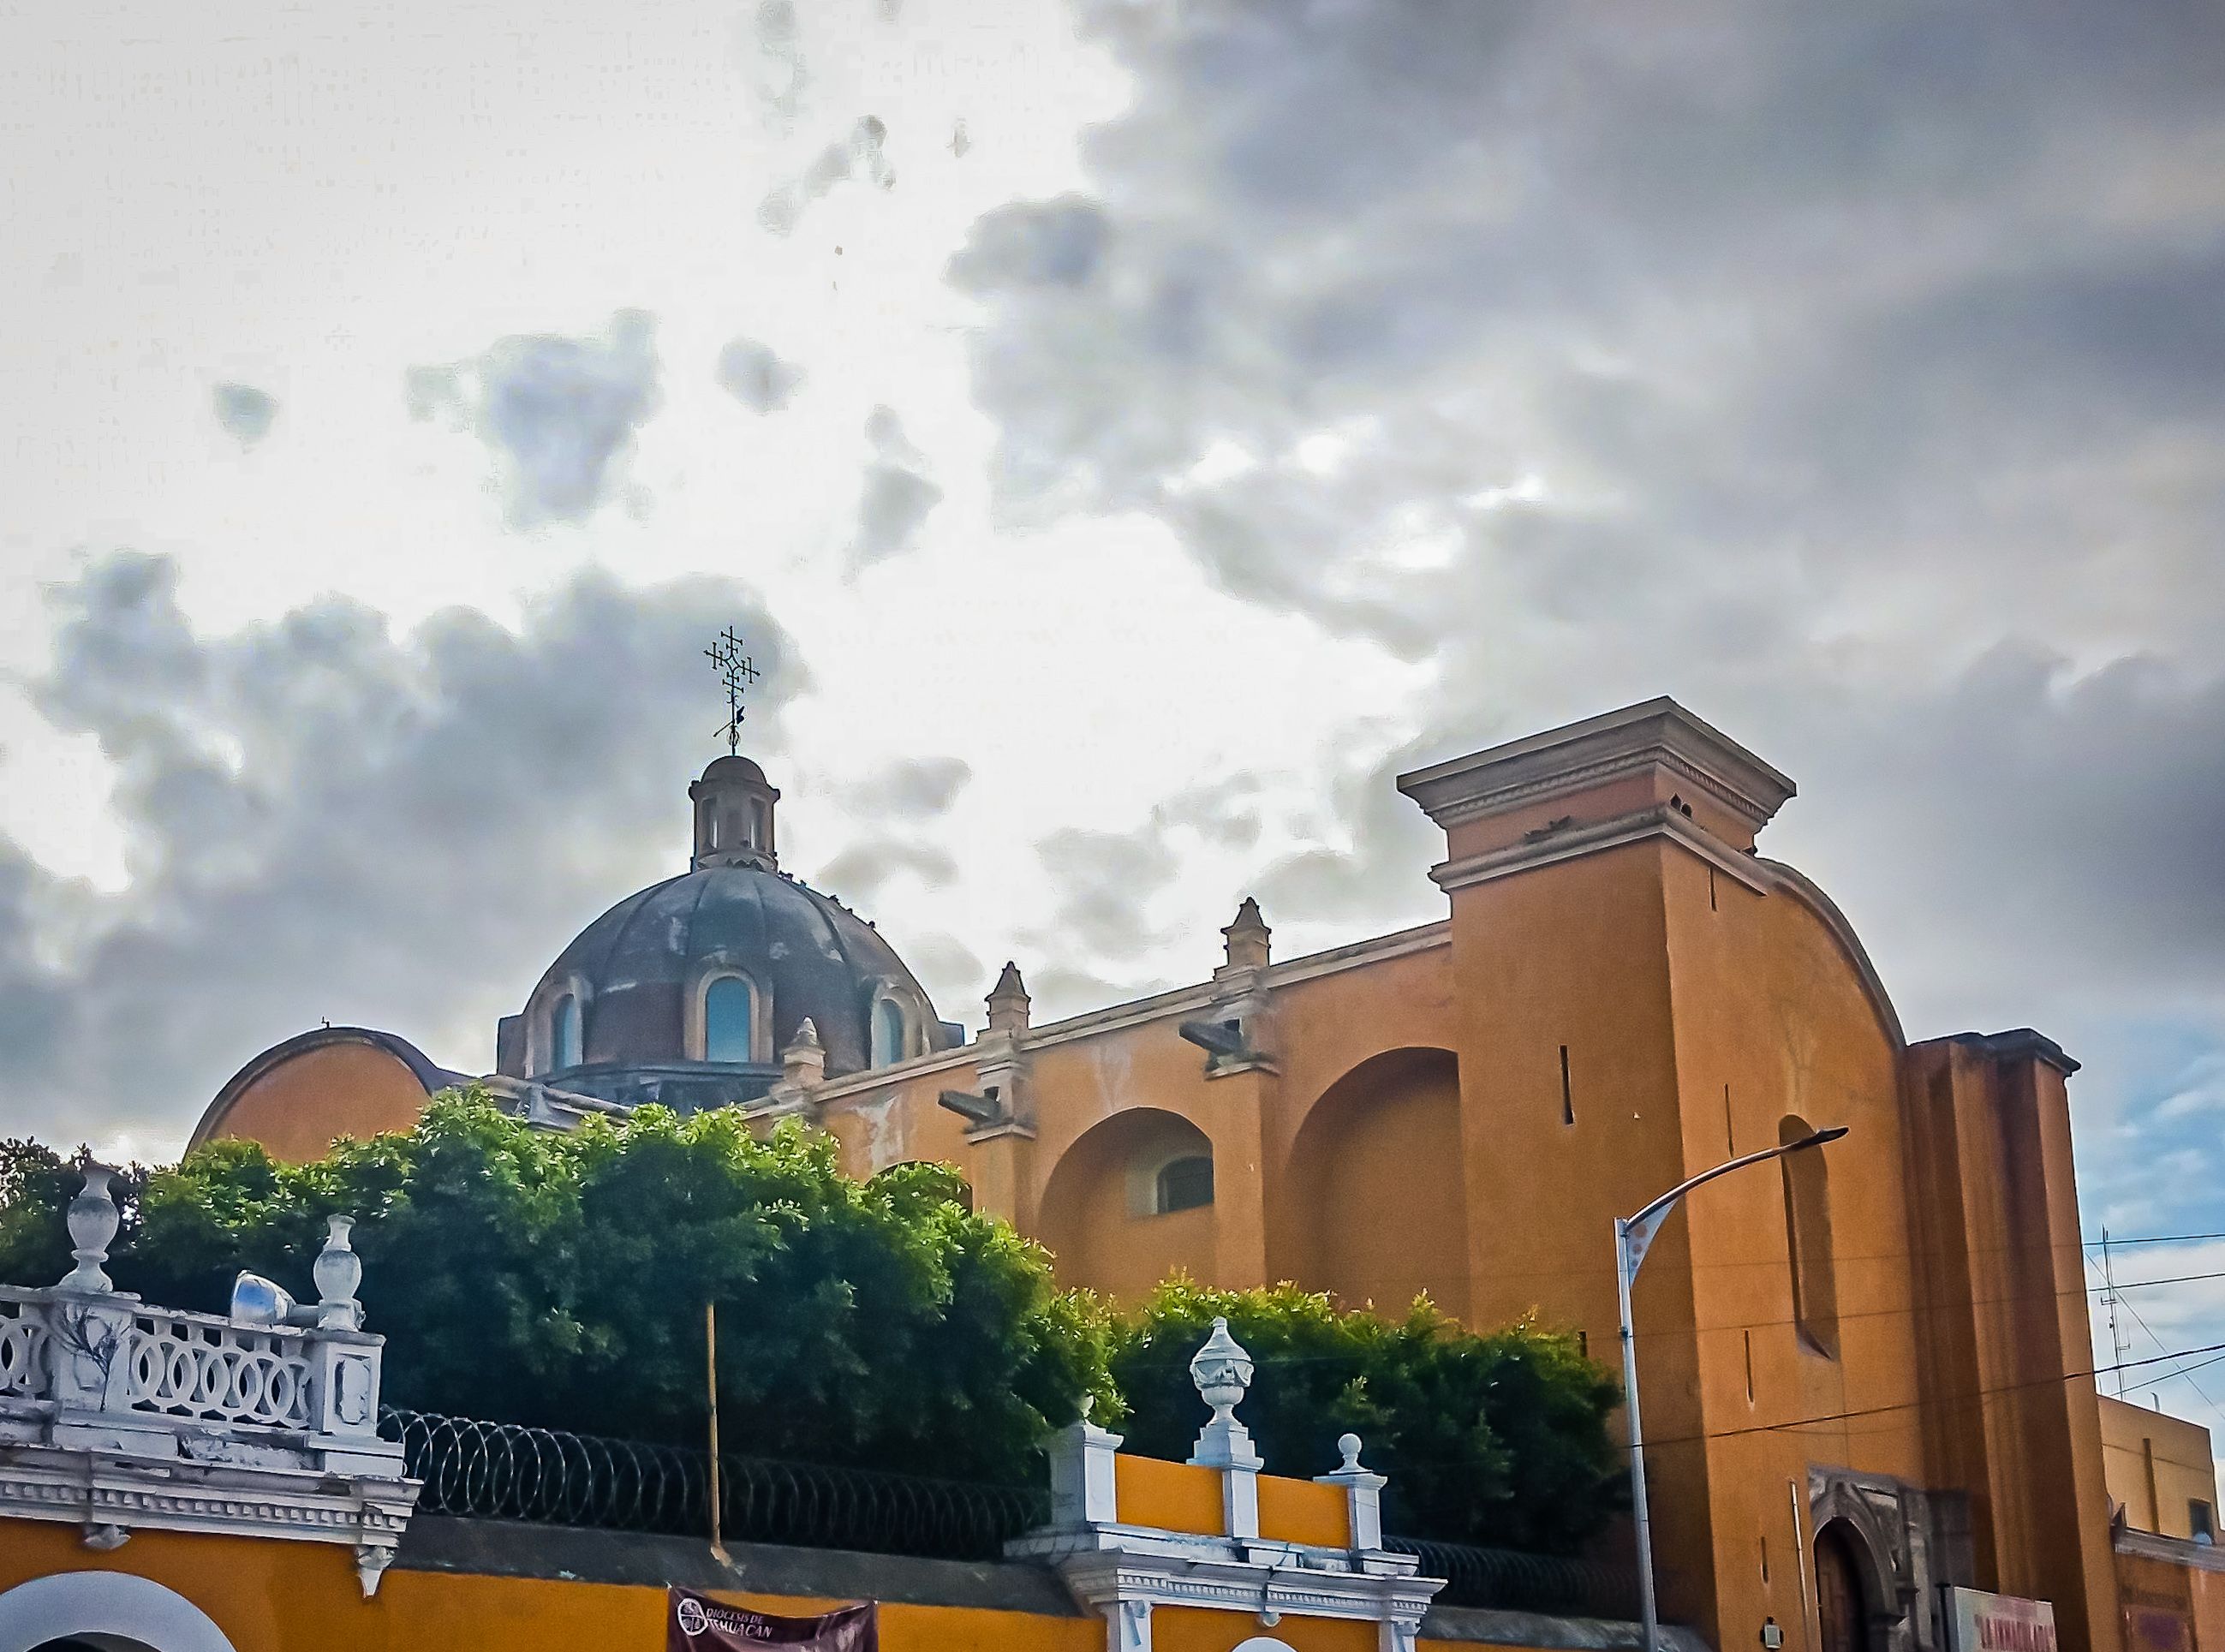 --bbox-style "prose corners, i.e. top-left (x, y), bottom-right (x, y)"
top-left (188, 696), bottom-right (2133, 1652)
